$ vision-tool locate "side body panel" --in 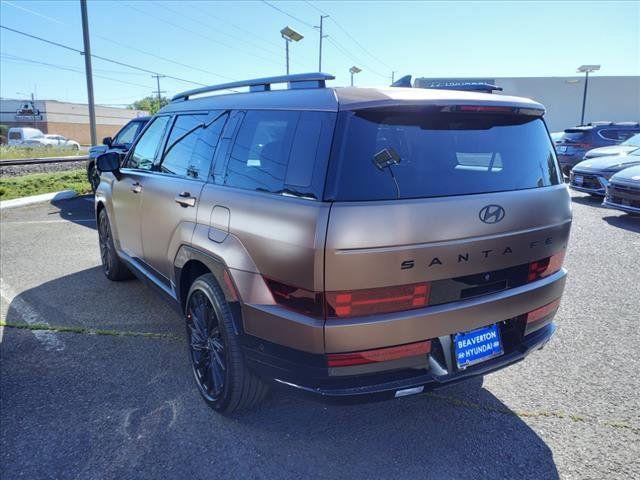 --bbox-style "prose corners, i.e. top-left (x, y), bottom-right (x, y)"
top-left (192, 184), bottom-right (331, 352)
